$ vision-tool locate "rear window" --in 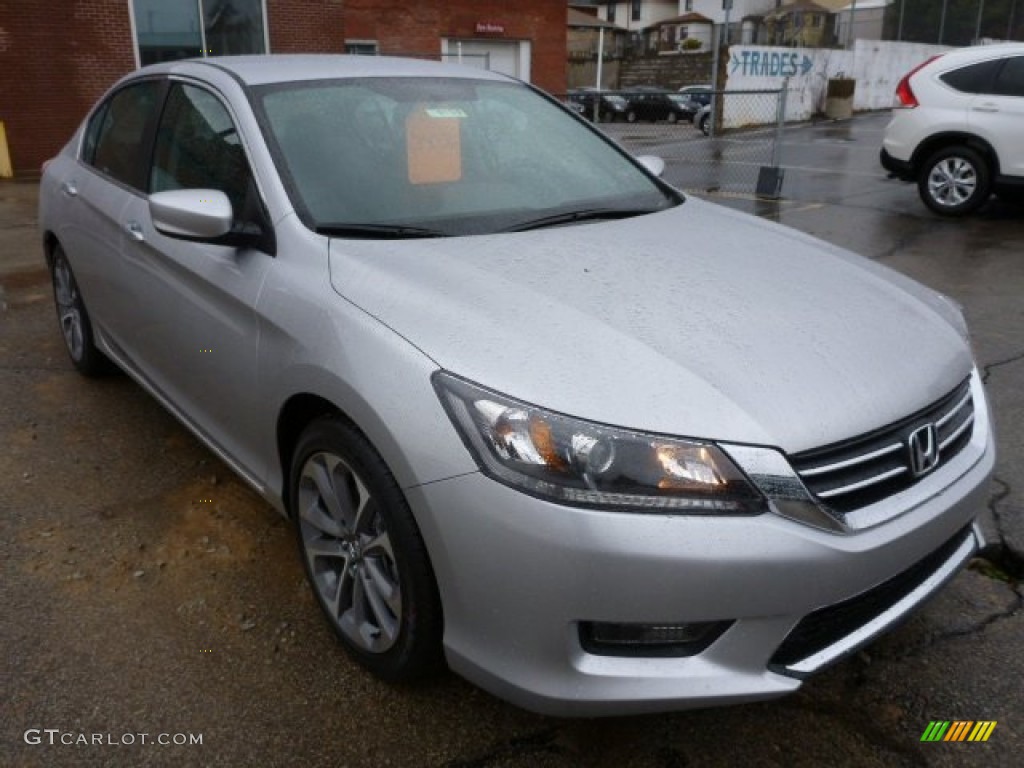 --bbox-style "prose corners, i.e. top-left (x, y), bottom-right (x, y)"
top-left (993, 56), bottom-right (1024, 97)
top-left (940, 59), bottom-right (1002, 94)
